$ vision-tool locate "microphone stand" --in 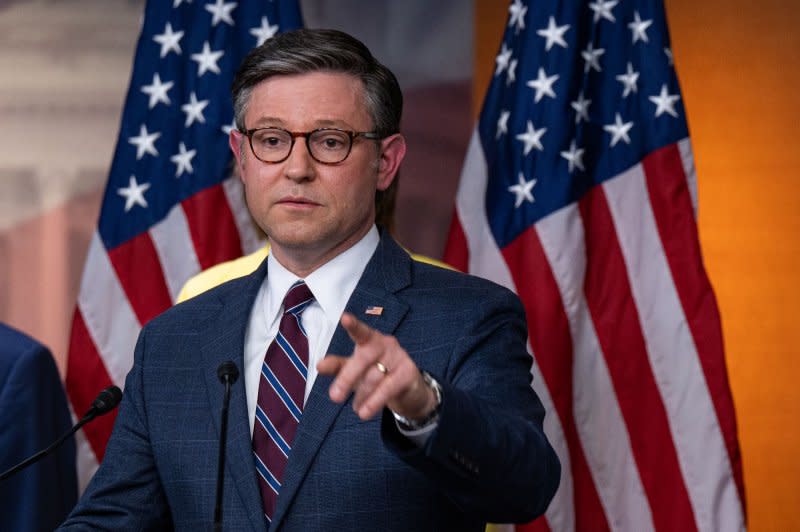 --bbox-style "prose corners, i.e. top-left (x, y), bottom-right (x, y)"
top-left (214, 361), bottom-right (239, 531)
top-left (0, 385), bottom-right (122, 482)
